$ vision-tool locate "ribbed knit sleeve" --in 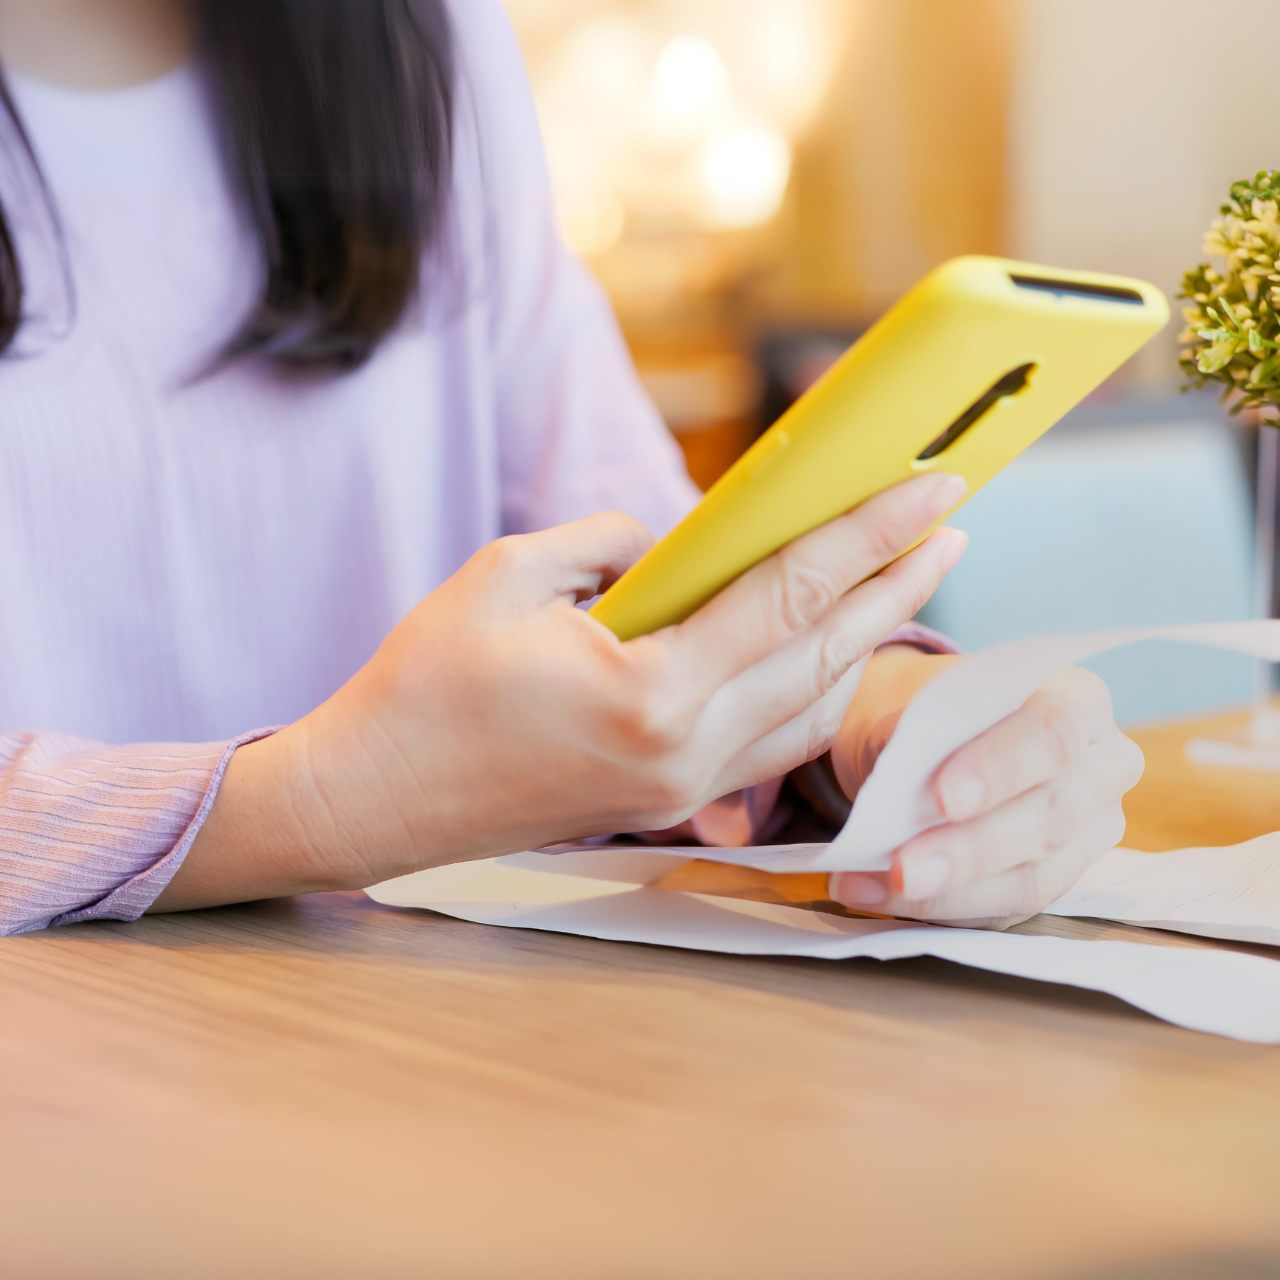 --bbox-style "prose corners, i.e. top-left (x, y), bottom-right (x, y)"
top-left (881, 622), bottom-right (962, 658)
top-left (0, 729), bottom-right (275, 936)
